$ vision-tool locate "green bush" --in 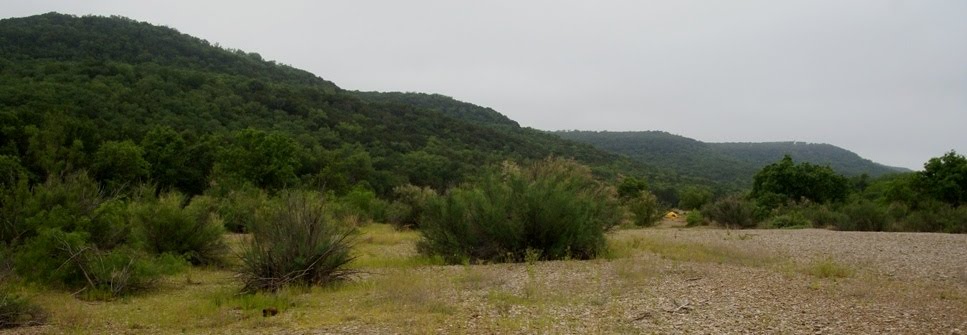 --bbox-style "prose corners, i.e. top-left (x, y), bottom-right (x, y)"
top-left (13, 228), bottom-right (184, 298)
top-left (685, 210), bottom-right (704, 226)
top-left (898, 202), bottom-right (967, 233)
top-left (837, 199), bottom-right (890, 231)
top-left (0, 286), bottom-right (46, 329)
top-left (334, 185), bottom-right (389, 223)
top-left (4, 172), bottom-right (104, 245)
top-left (678, 186), bottom-right (712, 210)
top-left (769, 211), bottom-right (811, 229)
top-left (238, 191), bottom-right (356, 293)
top-left (131, 192), bottom-right (227, 265)
top-left (627, 191), bottom-right (663, 227)
top-left (387, 184), bottom-right (437, 228)
top-left (216, 186), bottom-right (268, 233)
top-left (418, 158), bottom-right (621, 264)
top-left (800, 204), bottom-right (848, 228)
top-left (702, 195), bottom-right (759, 228)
